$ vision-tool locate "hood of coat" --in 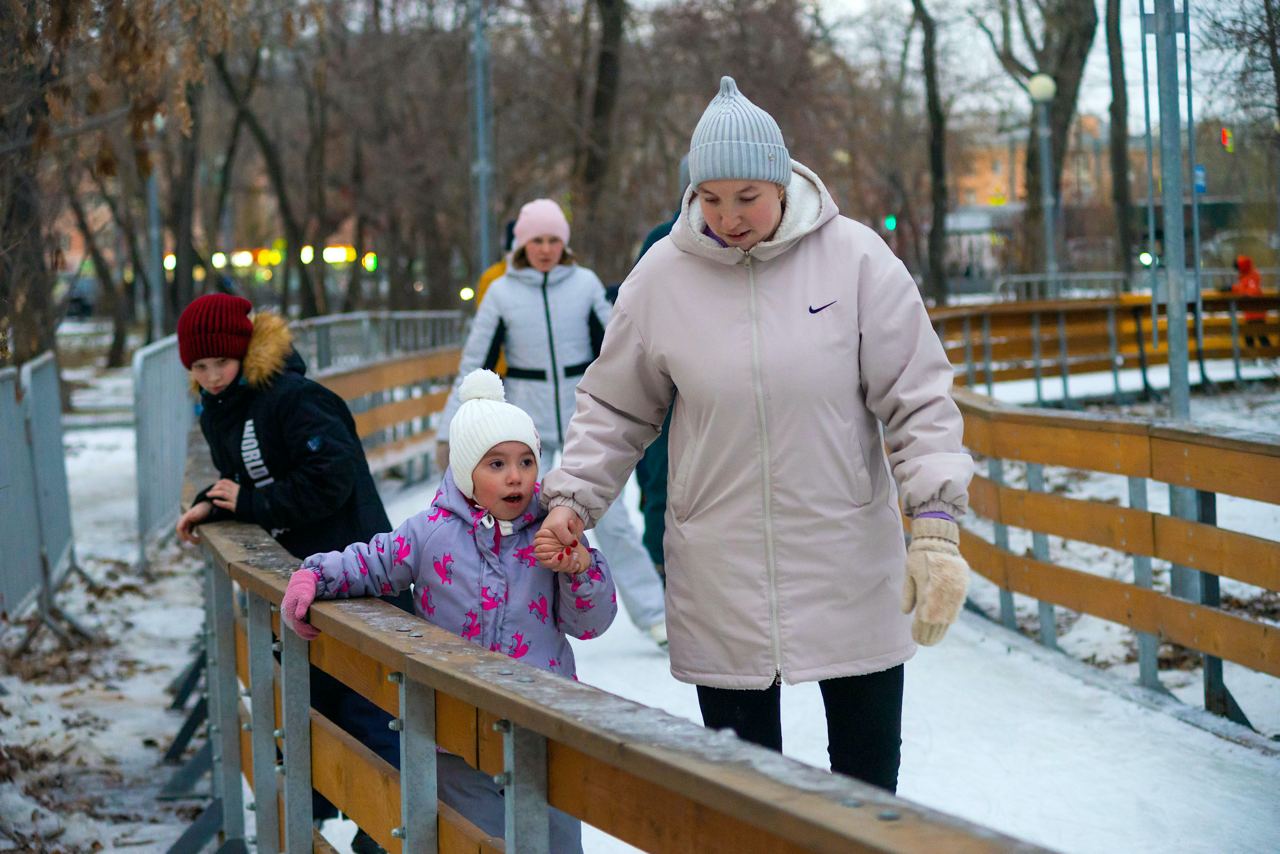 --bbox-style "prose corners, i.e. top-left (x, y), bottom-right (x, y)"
top-left (435, 467), bottom-right (543, 535)
top-left (671, 159), bottom-right (839, 266)
top-left (1237, 255), bottom-right (1256, 276)
top-left (503, 262), bottom-right (579, 288)
top-left (189, 310), bottom-right (298, 394)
